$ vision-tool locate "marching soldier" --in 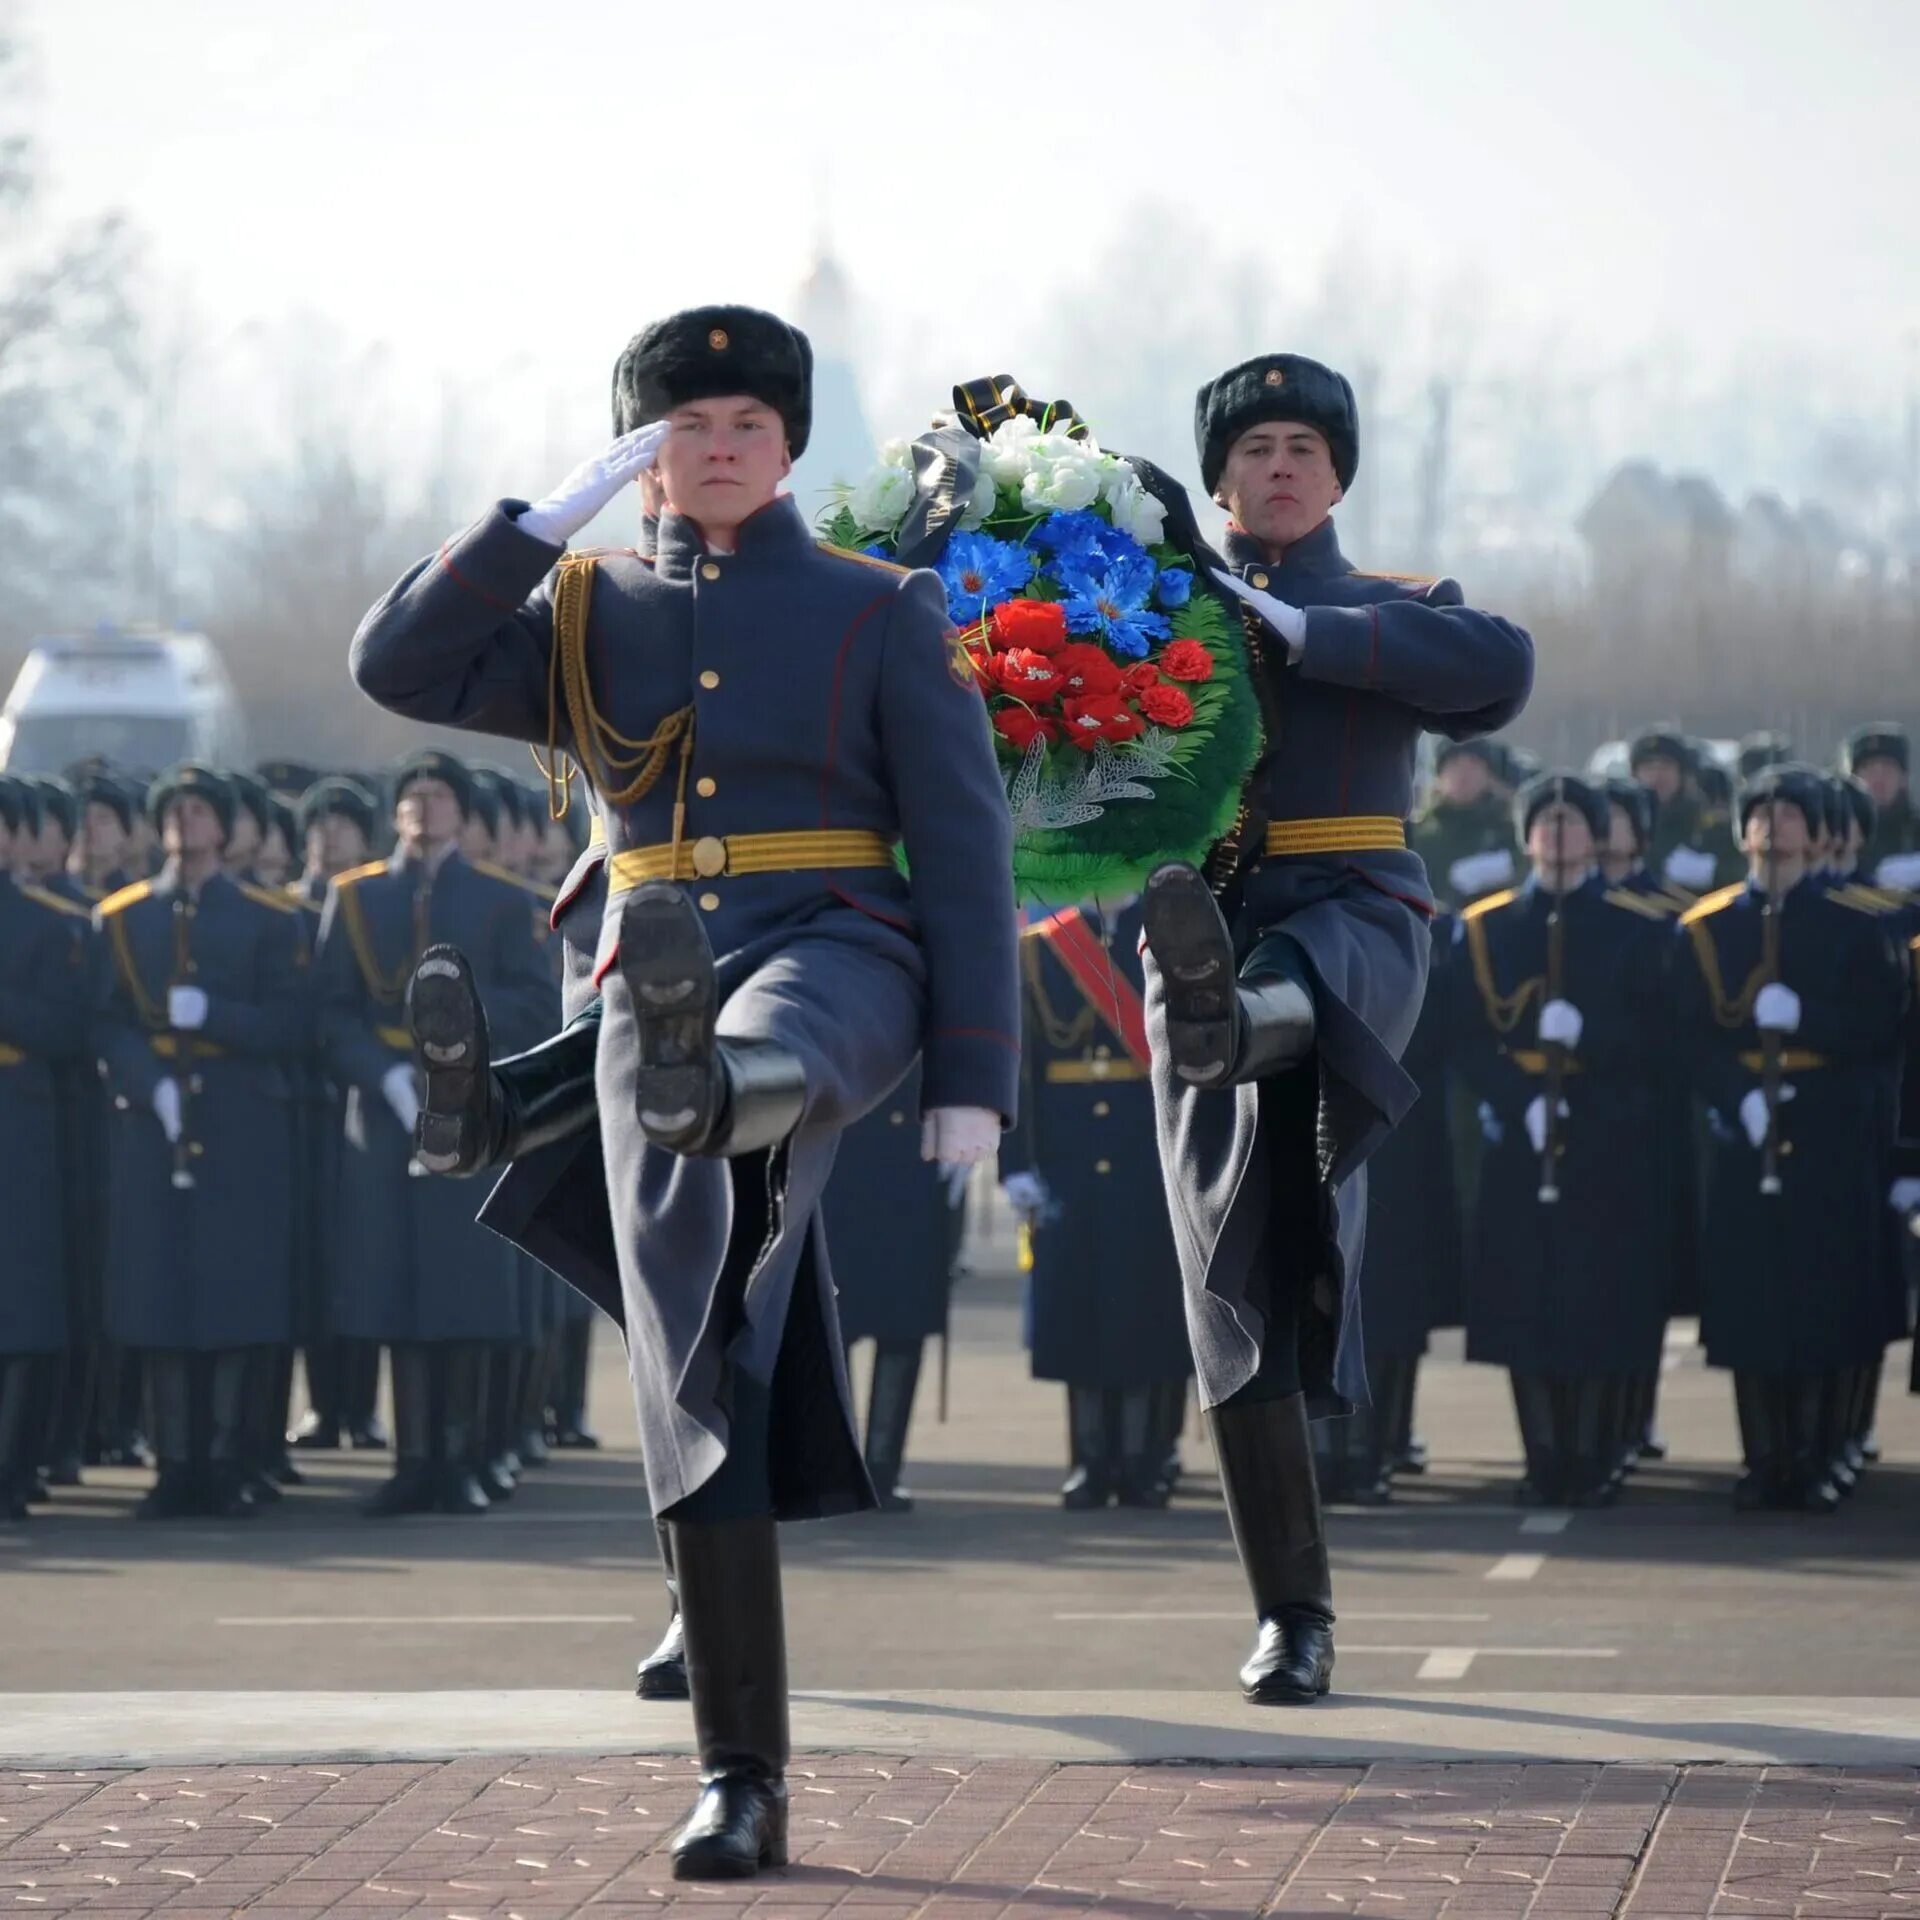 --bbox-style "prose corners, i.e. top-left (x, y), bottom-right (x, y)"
top-left (1000, 899), bottom-right (1192, 1511)
top-left (351, 305), bottom-right (1018, 1878)
top-left (1845, 723), bottom-right (1918, 882)
top-left (1410, 740), bottom-right (1520, 911)
top-left (1449, 775), bottom-right (1671, 1505)
top-left (313, 750), bottom-right (553, 1516)
top-left (94, 766), bottom-right (306, 1519)
top-left (1136, 353), bottom-right (1532, 1703)
top-left (824, 1062), bottom-right (963, 1511)
top-left (1673, 764), bottom-right (1908, 1510)
top-left (0, 781), bottom-right (93, 1518)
